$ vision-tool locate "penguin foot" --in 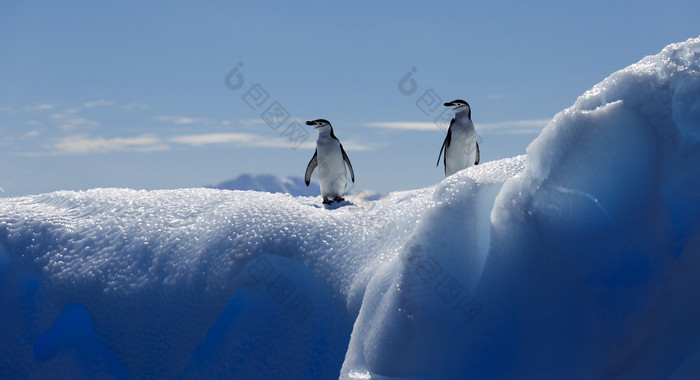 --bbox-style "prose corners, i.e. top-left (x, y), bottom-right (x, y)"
top-left (322, 196), bottom-right (345, 205)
